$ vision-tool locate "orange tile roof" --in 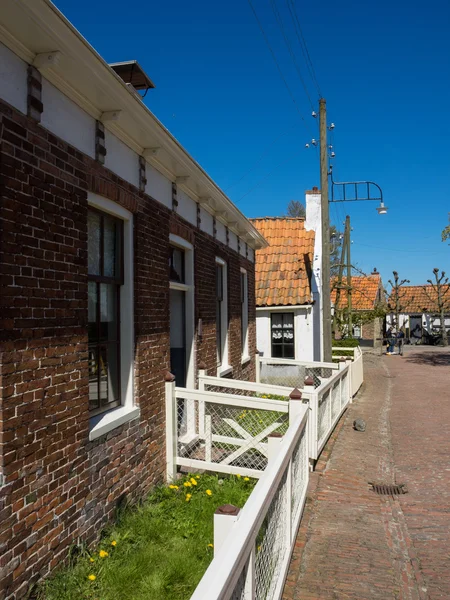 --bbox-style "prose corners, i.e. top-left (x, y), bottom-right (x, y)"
top-left (331, 274), bottom-right (383, 311)
top-left (387, 285), bottom-right (450, 313)
top-left (250, 218), bottom-right (315, 307)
